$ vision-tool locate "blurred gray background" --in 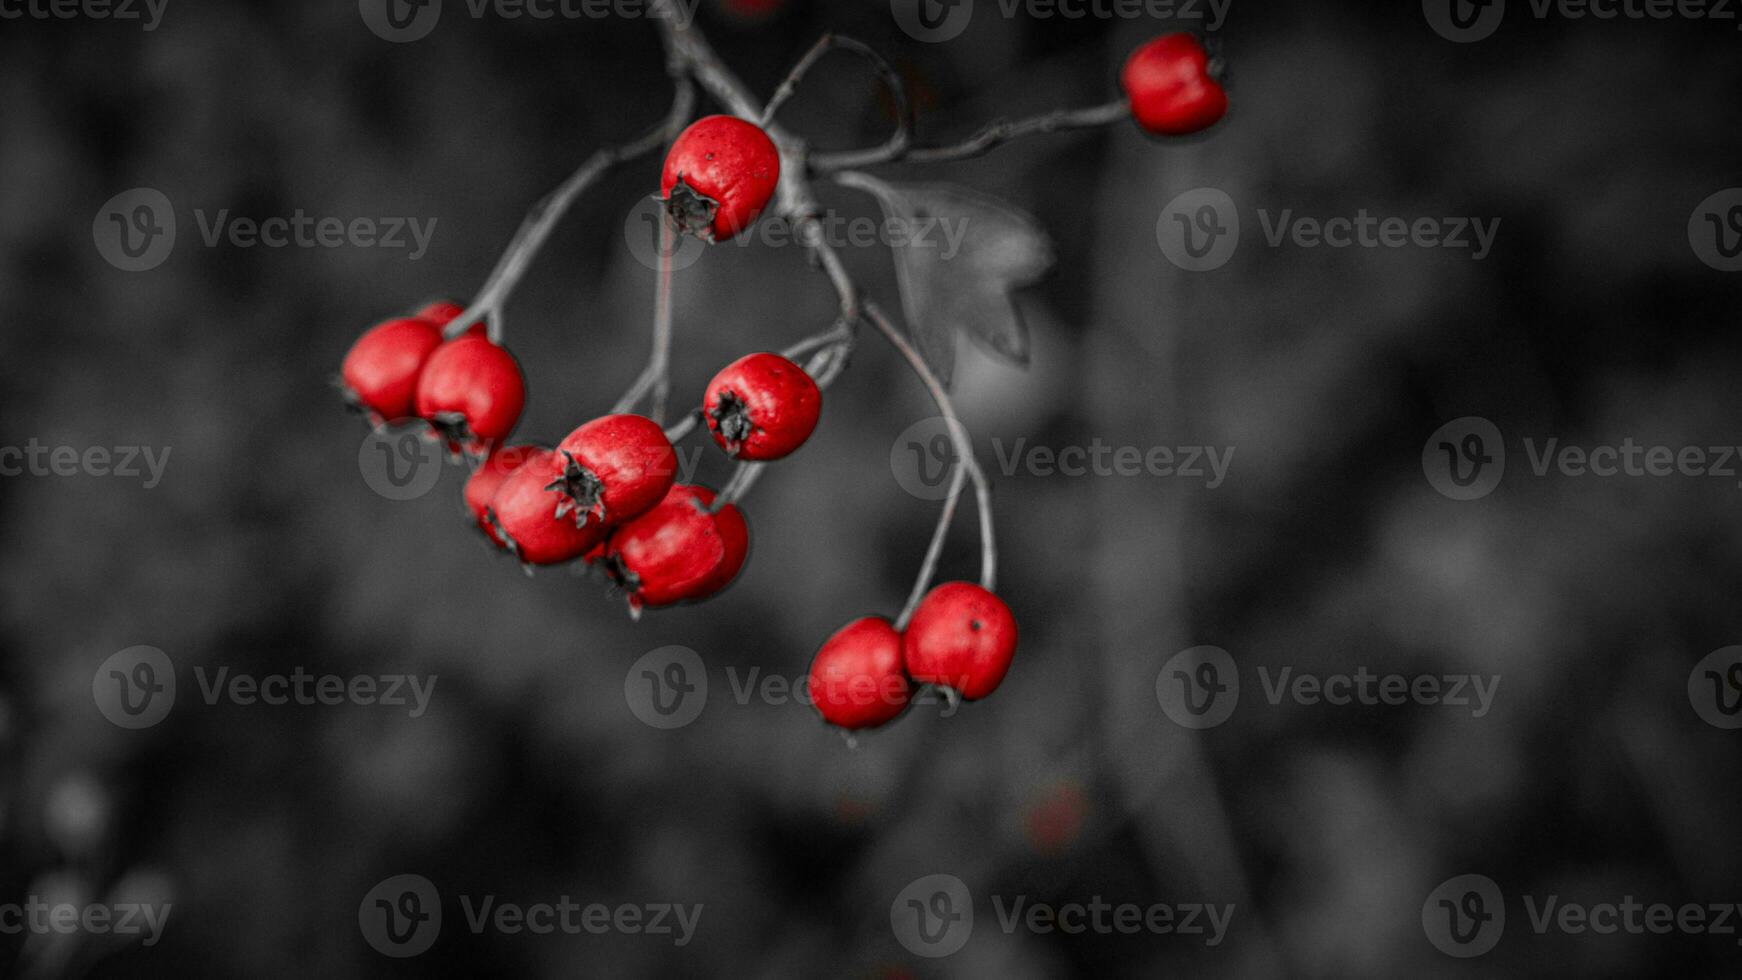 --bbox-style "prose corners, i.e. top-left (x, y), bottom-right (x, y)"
top-left (3, 0), bottom-right (1742, 976)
